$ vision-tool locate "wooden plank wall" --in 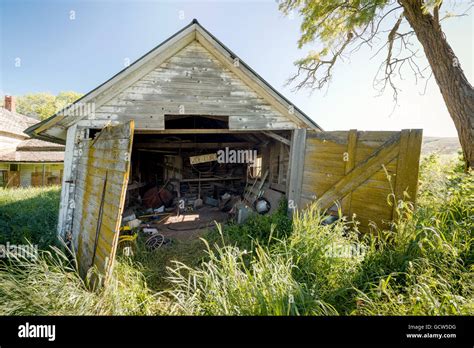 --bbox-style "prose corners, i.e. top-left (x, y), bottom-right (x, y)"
top-left (92, 41), bottom-right (298, 131)
top-left (72, 122), bottom-right (134, 281)
top-left (300, 130), bottom-right (422, 232)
